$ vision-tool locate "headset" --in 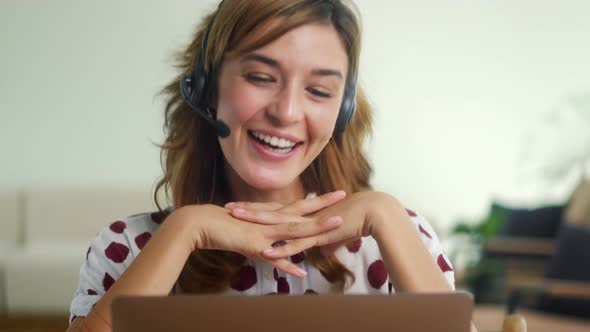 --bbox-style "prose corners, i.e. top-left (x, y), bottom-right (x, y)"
top-left (179, 0), bottom-right (357, 138)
